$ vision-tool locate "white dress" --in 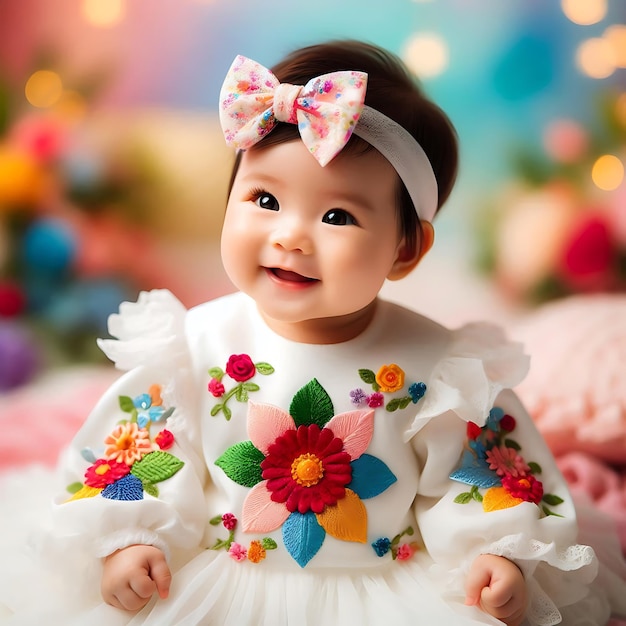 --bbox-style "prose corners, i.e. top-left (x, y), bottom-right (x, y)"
top-left (1, 290), bottom-right (623, 626)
